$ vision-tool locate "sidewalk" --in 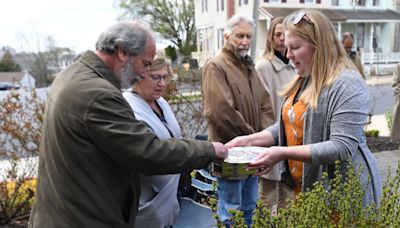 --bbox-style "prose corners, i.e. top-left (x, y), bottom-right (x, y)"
top-left (365, 74), bottom-right (394, 86)
top-left (365, 74), bottom-right (394, 137)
